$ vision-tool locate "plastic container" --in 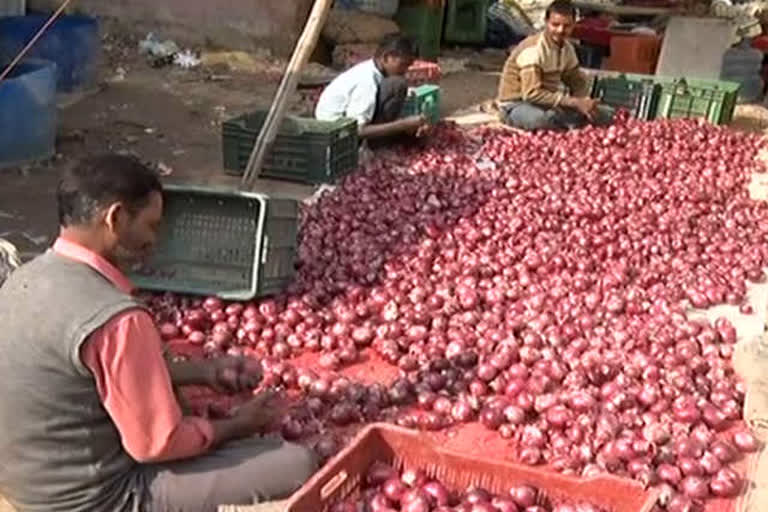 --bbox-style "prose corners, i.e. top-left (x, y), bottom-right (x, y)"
top-left (129, 185), bottom-right (299, 301)
top-left (348, 0), bottom-right (399, 17)
top-left (396, 0), bottom-right (445, 60)
top-left (443, 0), bottom-right (490, 44)
top-left (602, 35), bottom-right (659, 75)
top-left (0, 59), bottom-right (57, 168)
top-left (222, 111), bottom-right (358, 184)
top-left (591, 73), bottom-right (659, 120)
top-left (401, 84), bottom-right (441, 124)
top-left (654, 77), bottom-right (740, 125)
top-left (284, 424), bottom-right (660, 512)
top-left (406, 59), bottom-right (442, 86)
top-left (0, 14), bottom-right (99, 93)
